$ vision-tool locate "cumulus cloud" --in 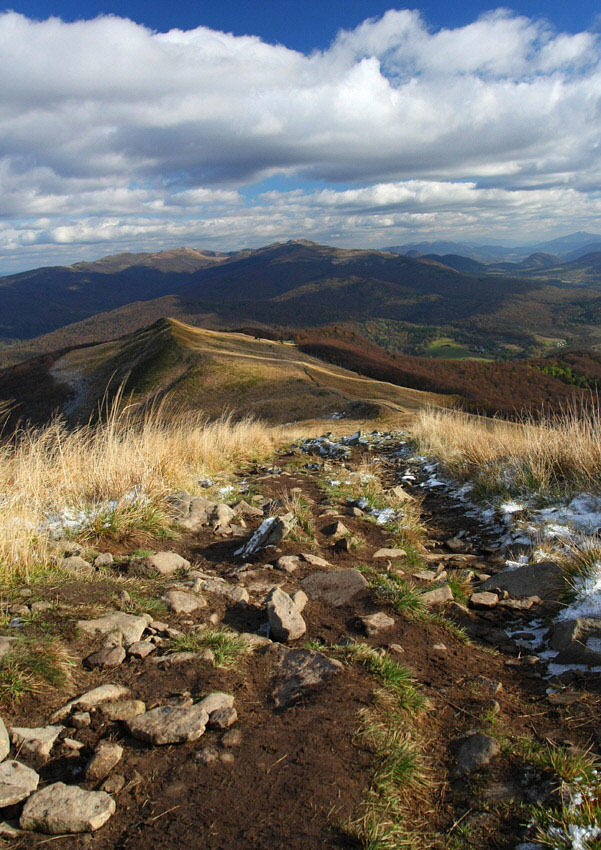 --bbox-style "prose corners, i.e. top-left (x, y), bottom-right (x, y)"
top-left (1, 8), bottom-right (601, 269)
